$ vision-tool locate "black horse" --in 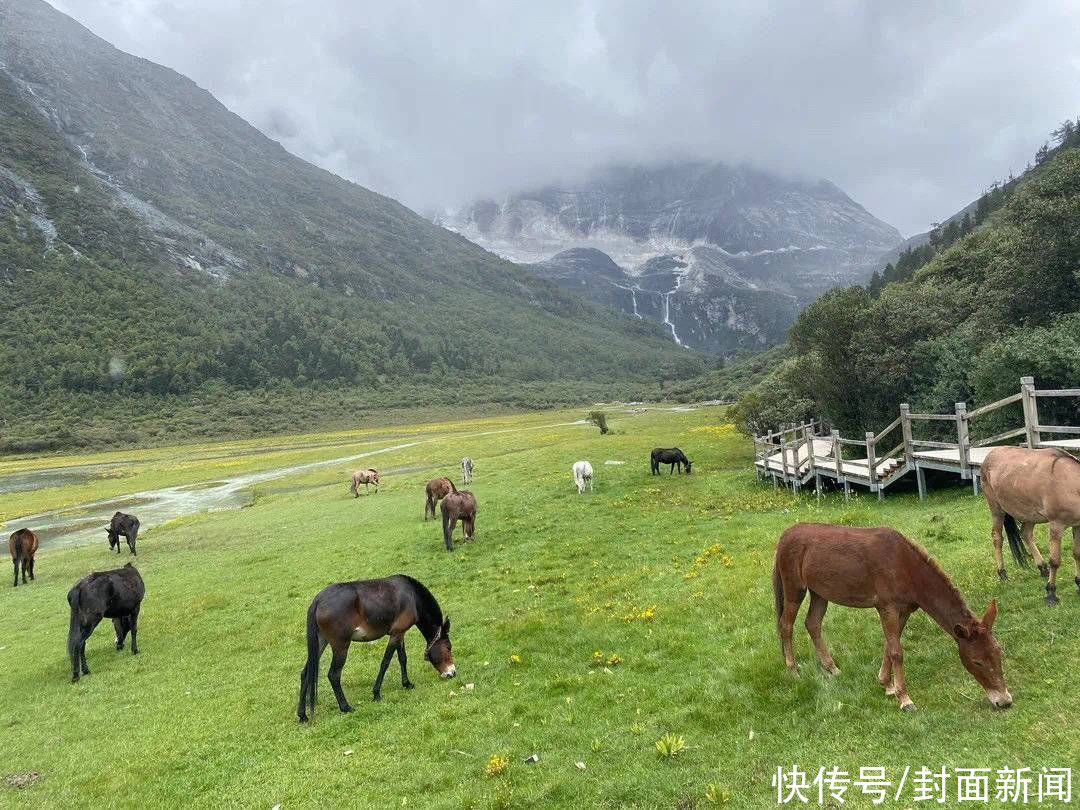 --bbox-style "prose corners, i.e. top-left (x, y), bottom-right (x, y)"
top-left (67, 563), bottom-right (145, 682)
top-left (297, 574), bottom-right (456, 722)
top-left (651, 447), bottom-right (693, 475)
top-left (106, 512), bottom-right (140, 555)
